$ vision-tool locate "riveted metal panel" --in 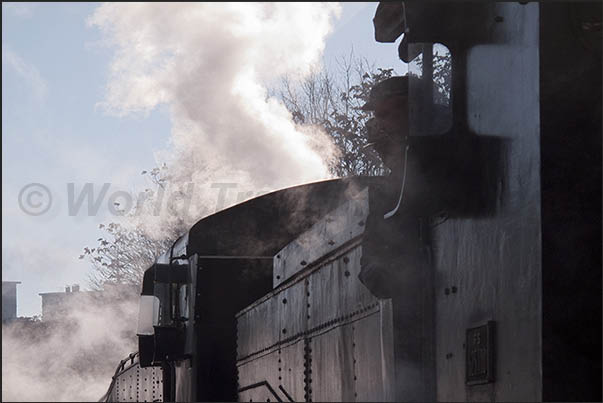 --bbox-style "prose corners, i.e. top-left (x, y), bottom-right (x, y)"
top-left (141, 366), bottom-right (163, 402)
top-left (338, 246), bottom-right (379, 314)
top-left (237, 278), bottom-right (308, 361)
top-left (278, 340), bottom-right (306, 402)
top-left (307, 260), bottom-right (338, 329)
top-left (237, 189), bottom-right (395, 402)
top-left (278, 280), bottom-right (308, 341)
top-left (354, 312), bottom-right (390, 402)
top-left (274, 189), bottom-right (369, 287)
top-left (111, 374), bottom-right (120, 402)
top-left (237, 296), bottom-right (280, 360)
top-left (109, 362), bottom-right (163, 402)
top-left (308, 246), bottom-right (378, 329)
top-left (236, 338), bottom-right (305, 403)
top-left (237, 351), bottom-right (281, 402)
top-left (310, 325), bottom-right (356, 402)
top-left (116, 368), bottom-right (137, 402)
